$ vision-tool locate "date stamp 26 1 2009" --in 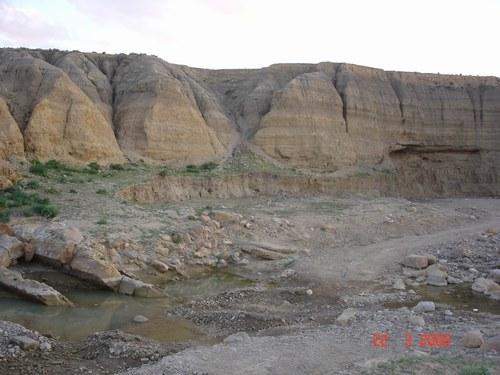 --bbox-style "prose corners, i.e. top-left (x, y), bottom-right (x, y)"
top-left (372, 332), bottom-right (452, 349)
